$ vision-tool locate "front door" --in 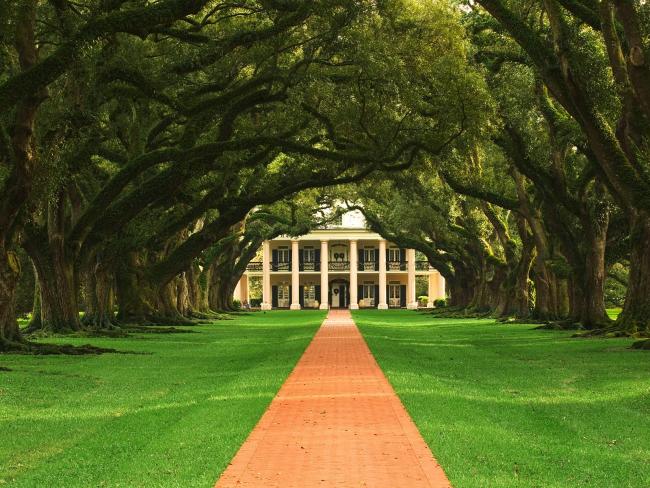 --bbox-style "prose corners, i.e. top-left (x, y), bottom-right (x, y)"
top-left (331, 284), bottom-right (341, 308)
